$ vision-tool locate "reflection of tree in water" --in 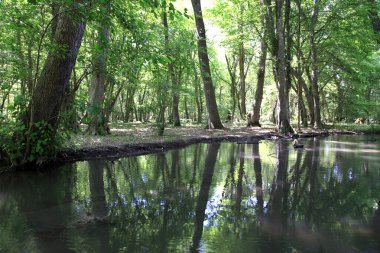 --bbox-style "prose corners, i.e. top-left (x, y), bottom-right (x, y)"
top-left (253, 143), bottom-right (264, 217)
top-left (0, 165), bottom-right (76, 253)
top-left (191, 143), bottom-right (220, 253)
top-left (1, 137), bottom-right (379, 253)
top-left (88, 160), bottom-right (111, 252)
top-left (265, 141), bottom-right (290, 238)
top-left (79, 147), bottom-right (204, 252)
